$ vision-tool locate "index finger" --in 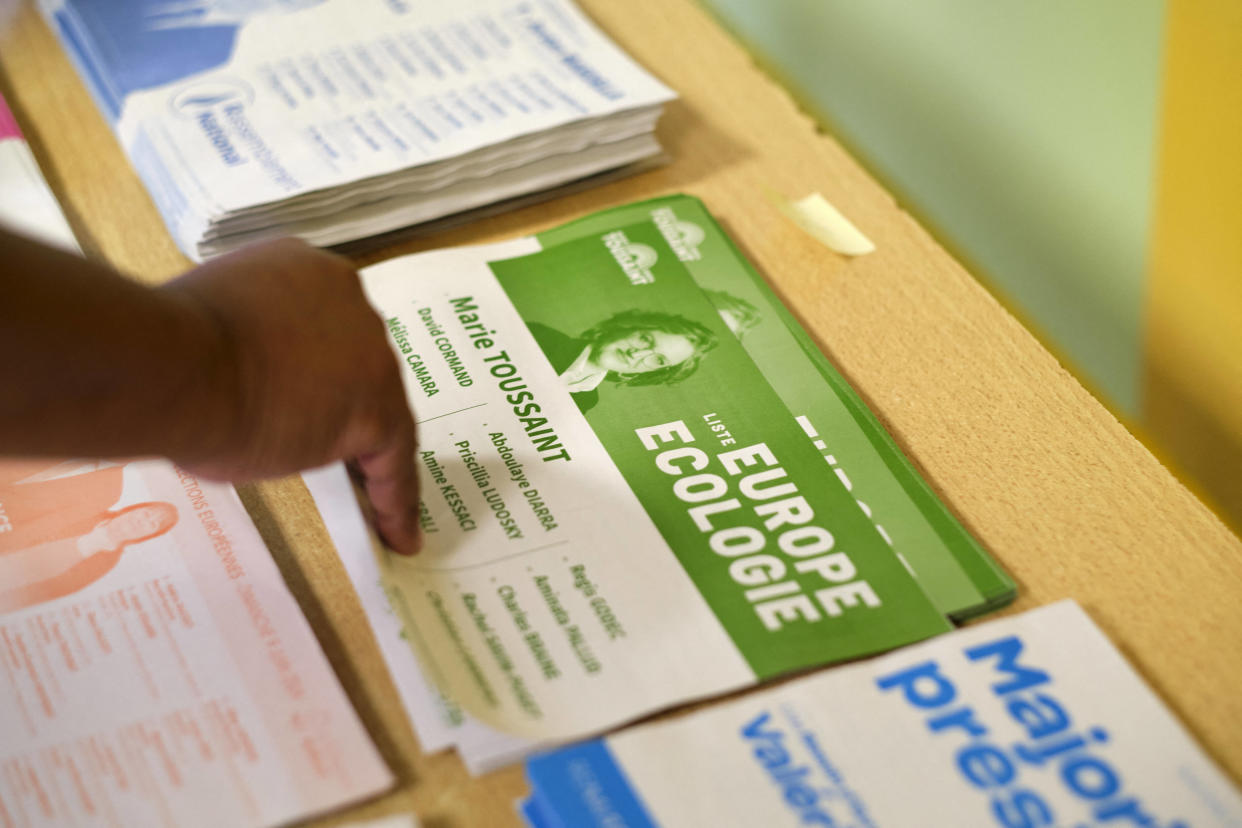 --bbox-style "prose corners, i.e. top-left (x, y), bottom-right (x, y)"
top-left (354, 415), bottom-right (421, 555)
